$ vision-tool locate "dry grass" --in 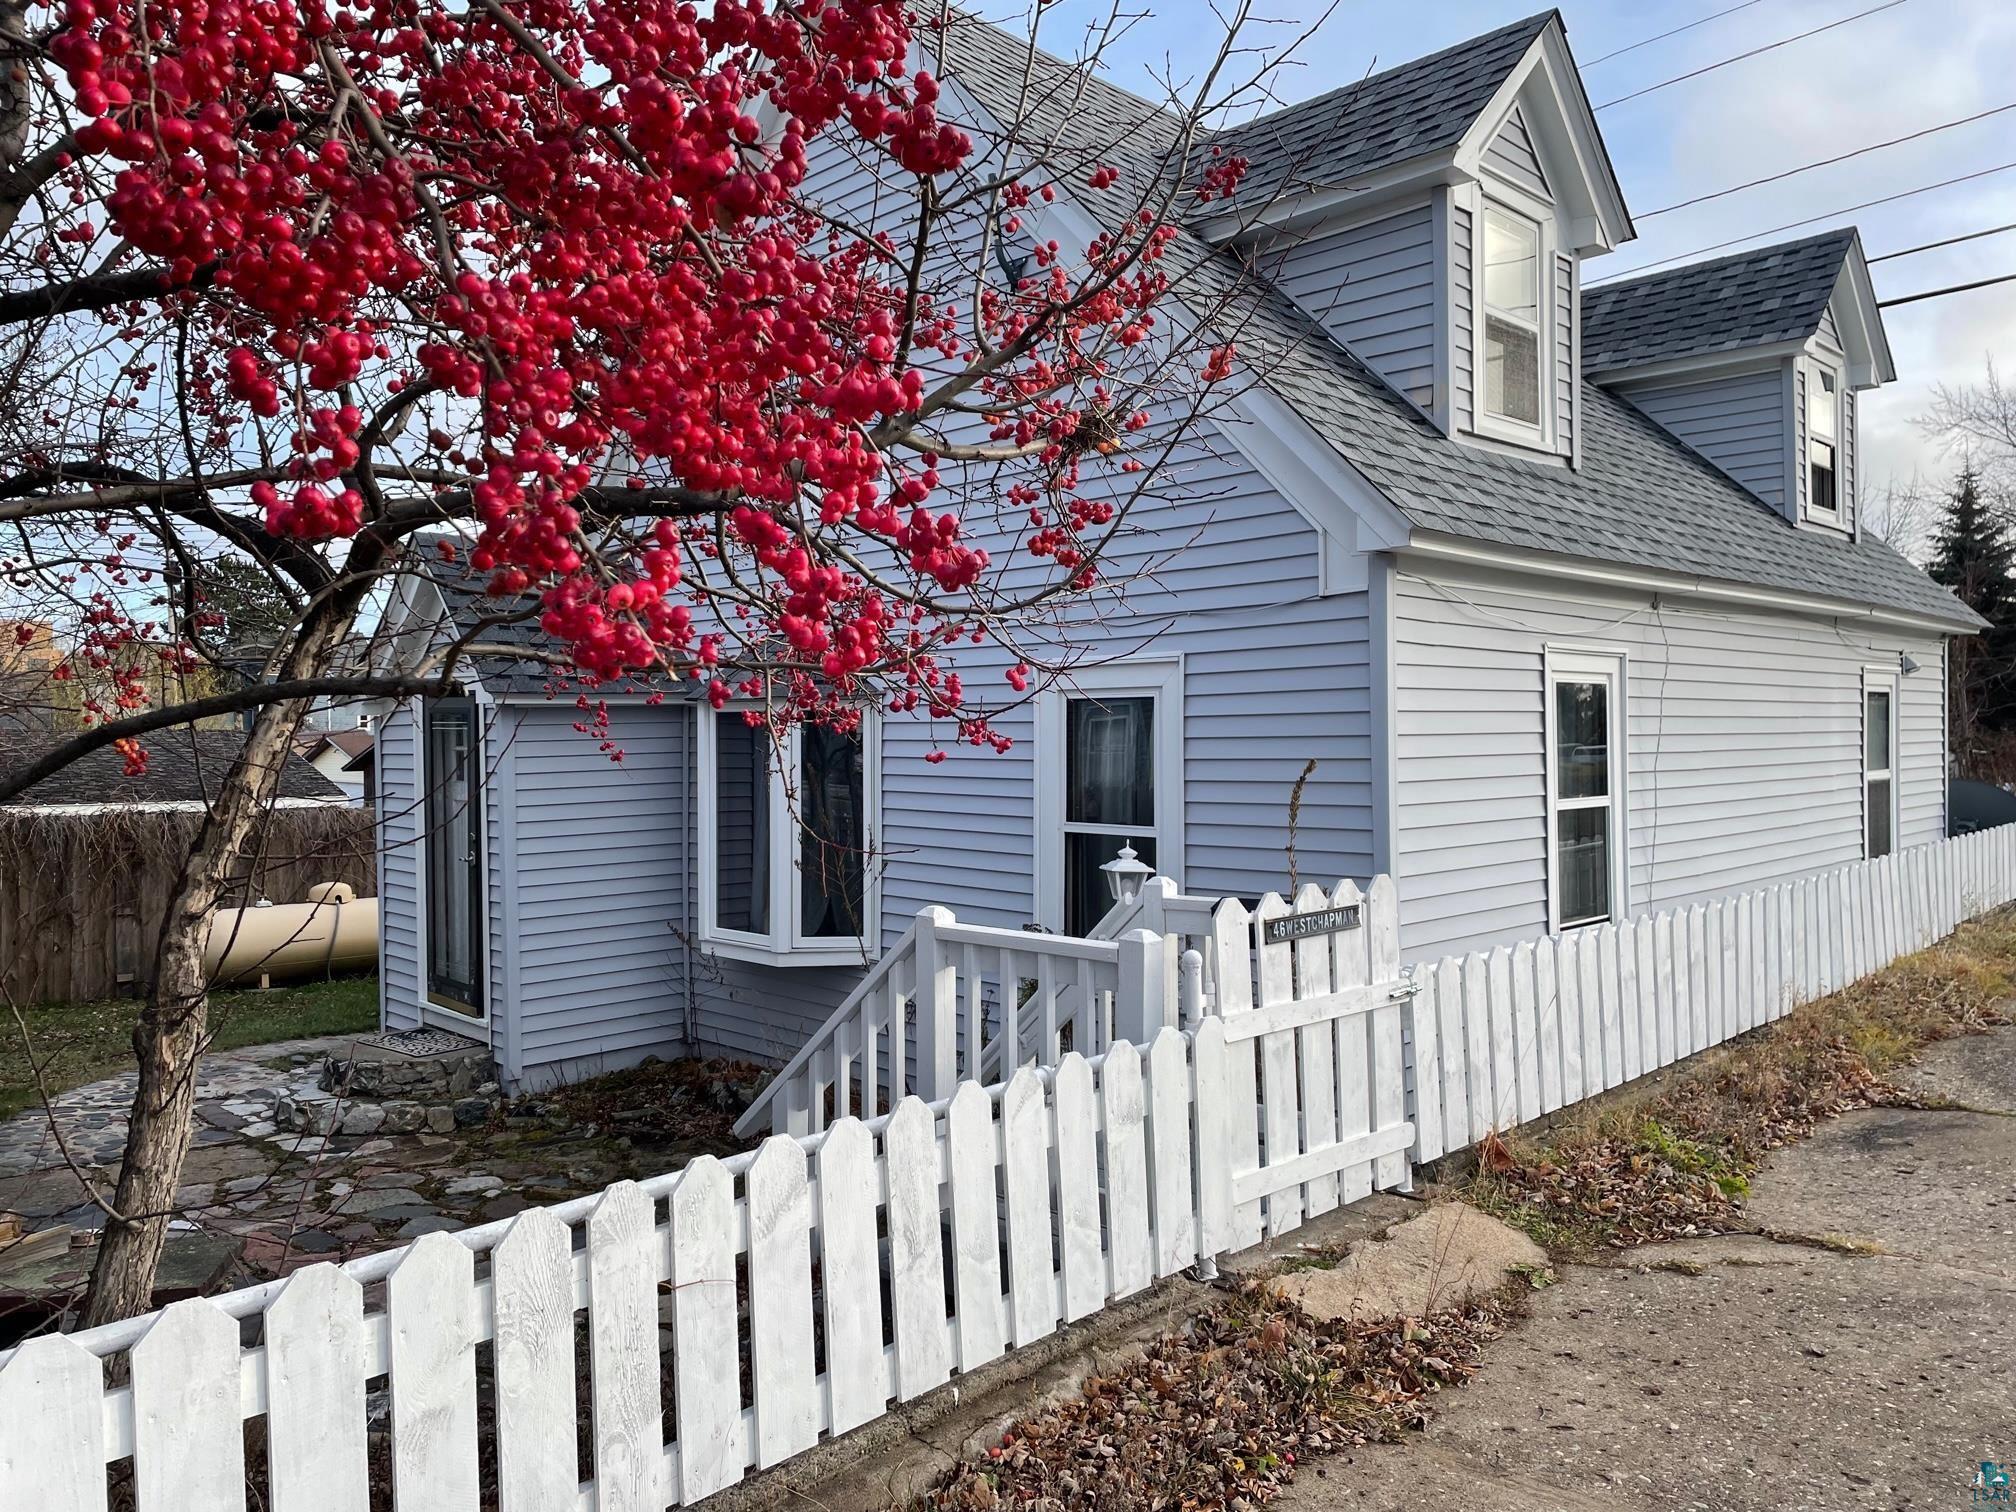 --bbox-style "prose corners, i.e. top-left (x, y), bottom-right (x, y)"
top-left (1461, 906), bottom-right (2016, 1256)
